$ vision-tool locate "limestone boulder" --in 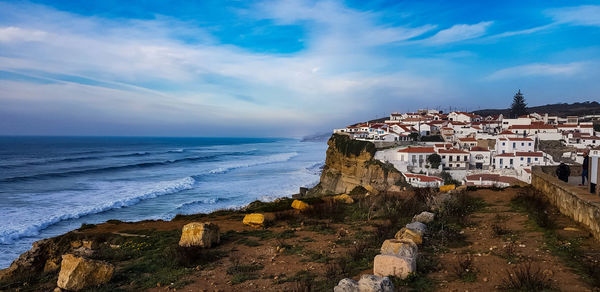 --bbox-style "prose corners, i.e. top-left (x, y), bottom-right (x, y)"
top-left (440, 184), bottom-right (456, 192)
top-left (373, 254), bottom-right (416, 279)
top-left (333, 194), bottom-right (354, 204)
top-left (357, 274), bottom-right (394, 292)
top-left (291, 199), bottom-right (311, 211)
top-left (179, 222), bottom-right (220, 248)
top-left (395, 228), bottom-right (423, 245)
top-left (405, 222), bottom-right (427, 235)
top-left (412, 211), bottom-right (435, 224)
top-left (333, 278), bottom-right (359, 292)
top-left (380, 239), bottom-right (418, 258)
top-left (57, 254), bottom-right (114, 291)
top-left (242, 213), bottom-right (274, 227)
